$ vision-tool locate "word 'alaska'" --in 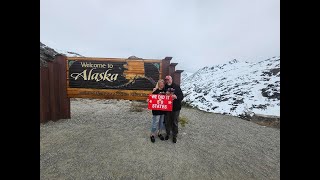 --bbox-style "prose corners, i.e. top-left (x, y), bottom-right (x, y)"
top-left (70, 68), bottom-right (119, 82)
